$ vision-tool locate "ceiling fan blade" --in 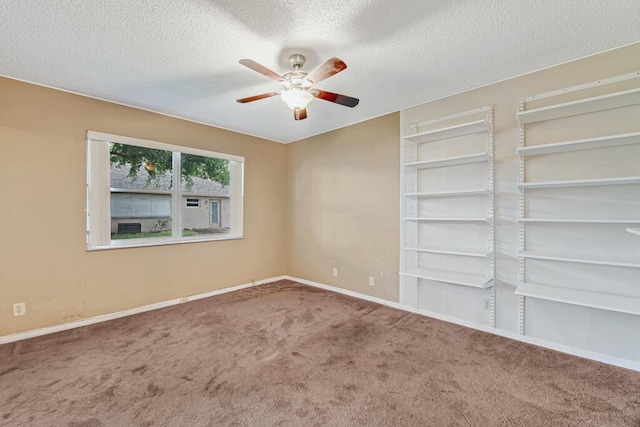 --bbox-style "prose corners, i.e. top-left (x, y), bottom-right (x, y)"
top-left (314, 90), bottom-right (359, 108)
top-left (238, 59), bottom-right (284, 82)
top-left (294, 108), bottom-right (308, 121)
top-left (236, 91), bottom-right (279, 103)
top-left (306, 57), bottom-right (347, 84)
